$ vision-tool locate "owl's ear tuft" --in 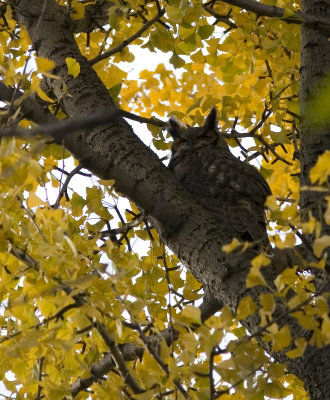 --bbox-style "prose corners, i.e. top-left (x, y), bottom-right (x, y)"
top-left (168, 117), bottom-right (185, 137)
top-left (204, 108), bottom-right (218, 130)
